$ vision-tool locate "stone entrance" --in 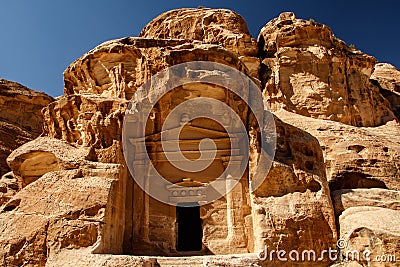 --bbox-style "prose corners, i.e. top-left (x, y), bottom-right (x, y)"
top-left (176, 203), bottom-right (202, 252)
top-left (124, 83), bottom-right (253, 255)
